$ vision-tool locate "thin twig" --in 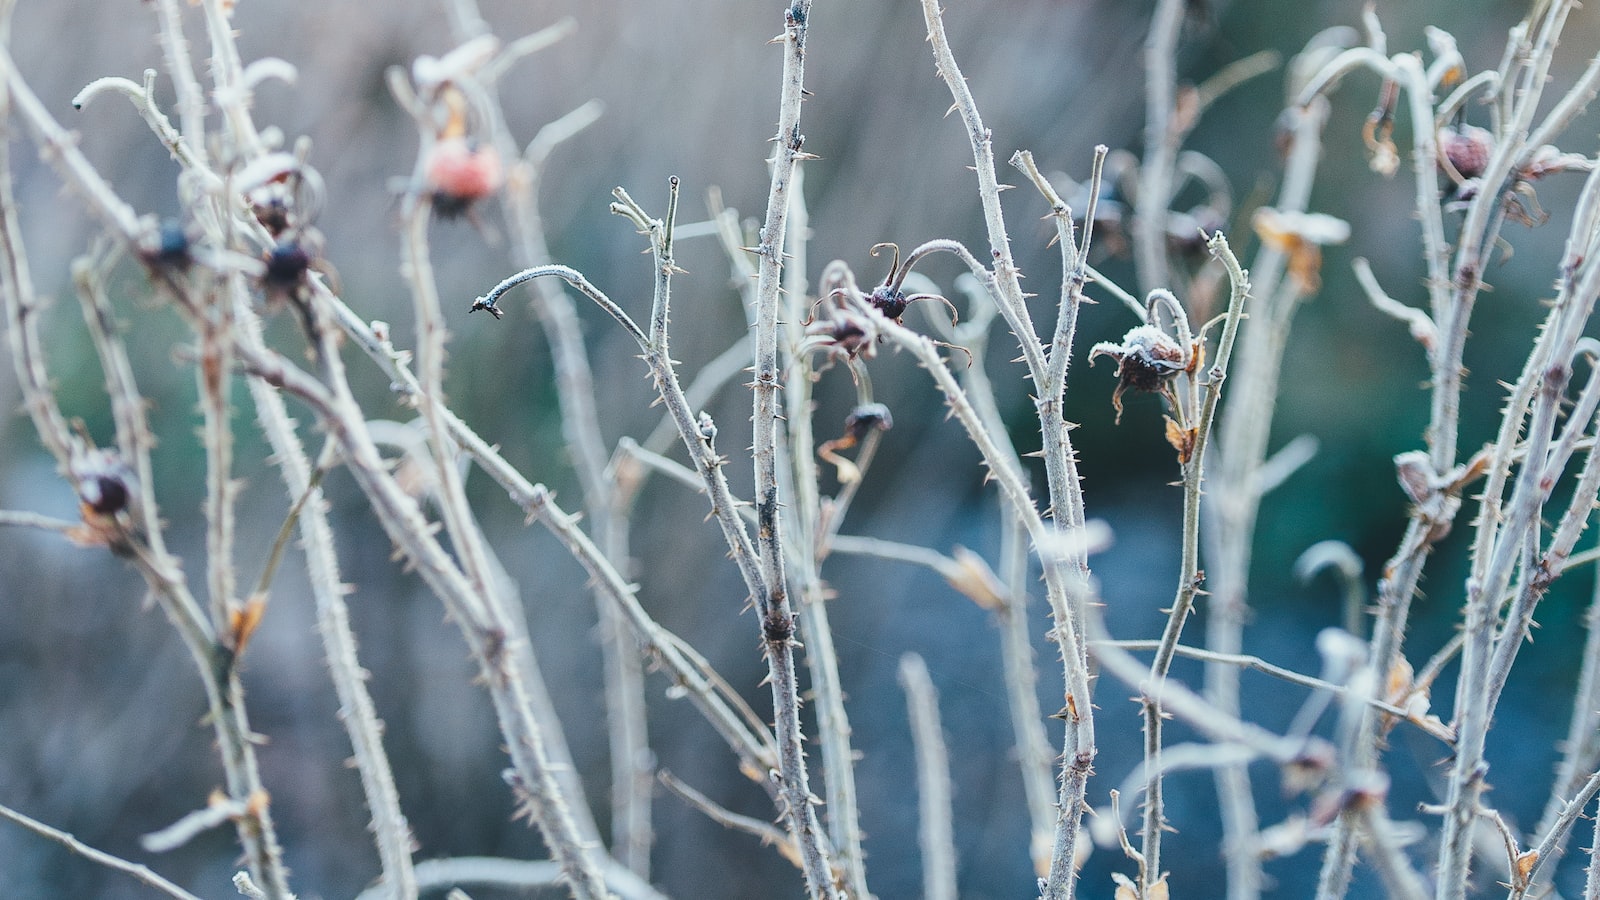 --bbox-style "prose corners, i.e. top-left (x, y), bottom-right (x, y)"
top-left (0, 802), bottom-right (204, 900)
top-left (658, 771), bottom-right (796, 859)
